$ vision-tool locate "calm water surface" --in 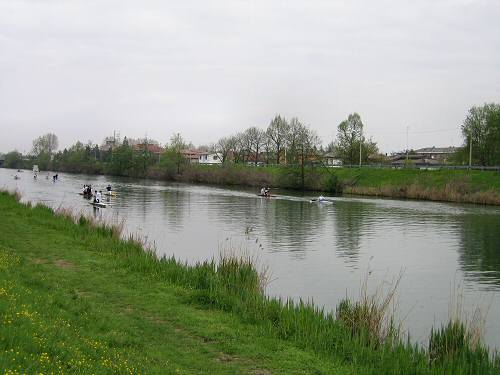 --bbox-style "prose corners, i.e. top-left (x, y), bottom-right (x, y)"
top-left (2, 168), bottom-right (500, 348)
